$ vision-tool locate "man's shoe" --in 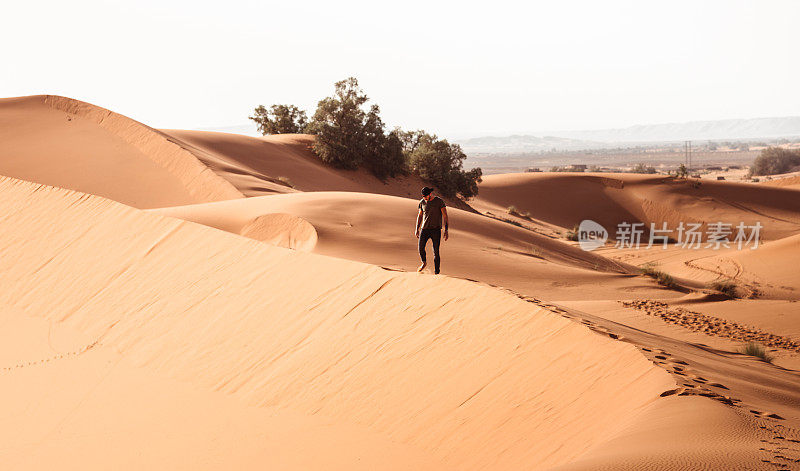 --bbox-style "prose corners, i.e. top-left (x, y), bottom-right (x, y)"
top-left (417, 262), bottom-right (427, 272)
